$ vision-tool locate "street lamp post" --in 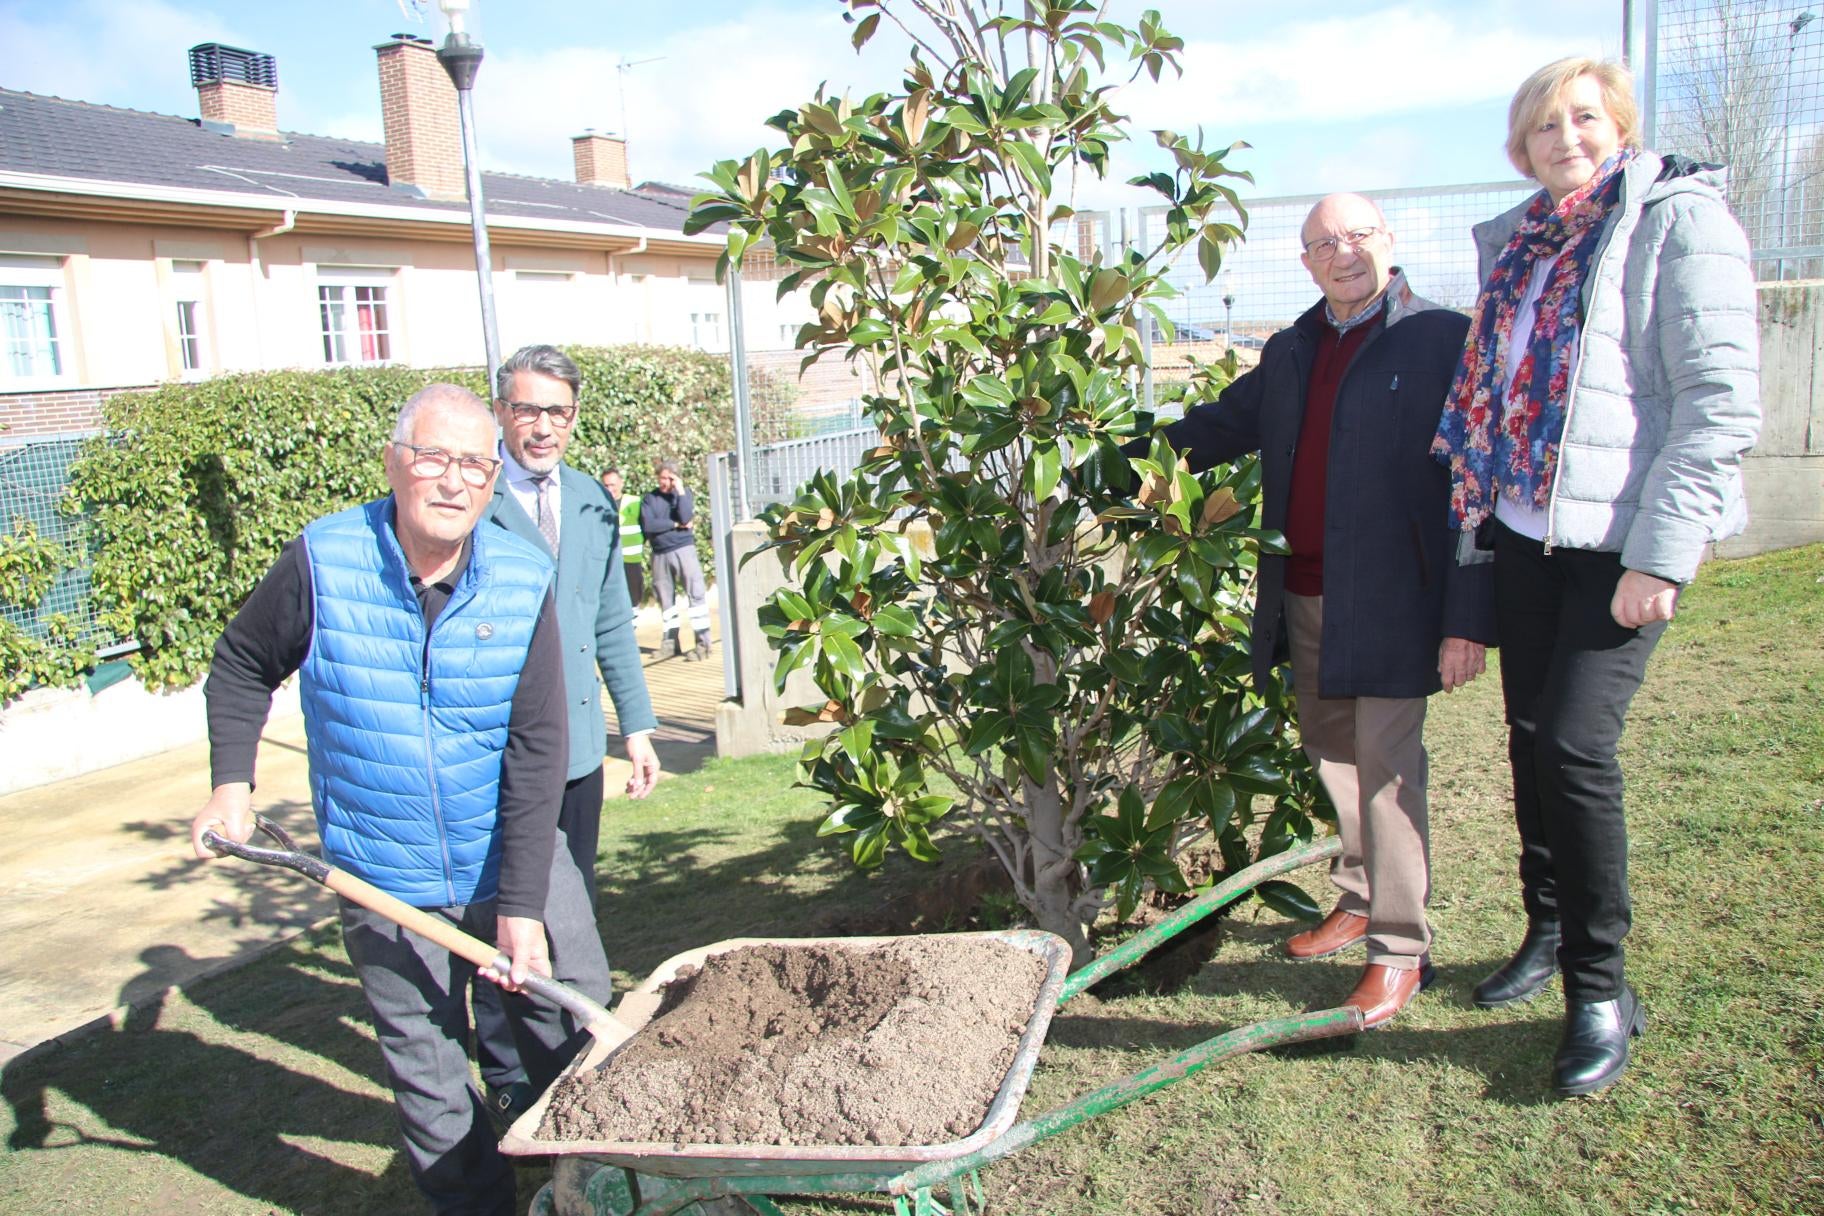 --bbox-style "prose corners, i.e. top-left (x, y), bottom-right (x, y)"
top-left (436, 0), bottom-right (501, 389)
top-left (1221, 280), bottom-right (1235, 352)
